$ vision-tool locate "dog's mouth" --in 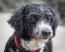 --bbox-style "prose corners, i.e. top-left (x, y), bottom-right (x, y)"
top-left (20, 31), bottom-right (53, 50)
top-left (20, 33), bottom-right (53, 50)
top-left (21, 37), bottom-right (46, 50)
